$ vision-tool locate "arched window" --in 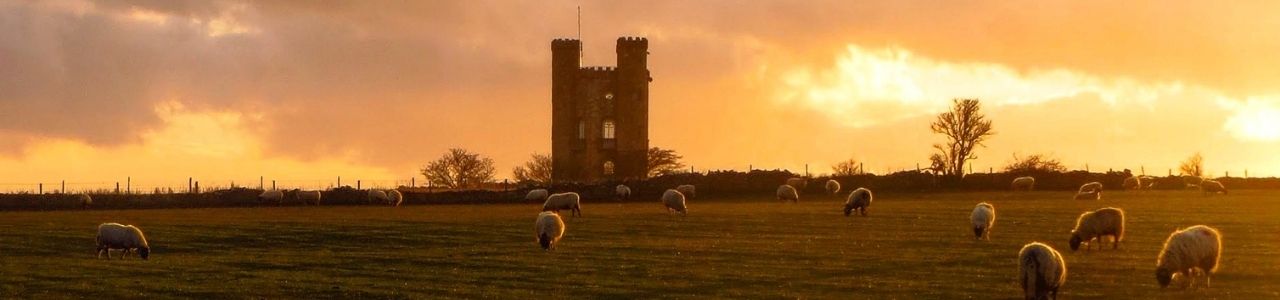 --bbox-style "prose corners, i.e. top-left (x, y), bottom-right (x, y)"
top-left (602, 120), bottom-right (616, 139)
top-left (577, 120), bottom-right (585, 139)
top-left (603, 161), bottom-right (615, 175)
